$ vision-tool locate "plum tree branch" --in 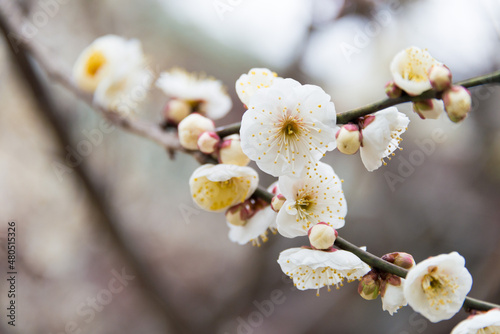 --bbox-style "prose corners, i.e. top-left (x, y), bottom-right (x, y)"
top-left (215, 70), bottom-right (500, 137)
